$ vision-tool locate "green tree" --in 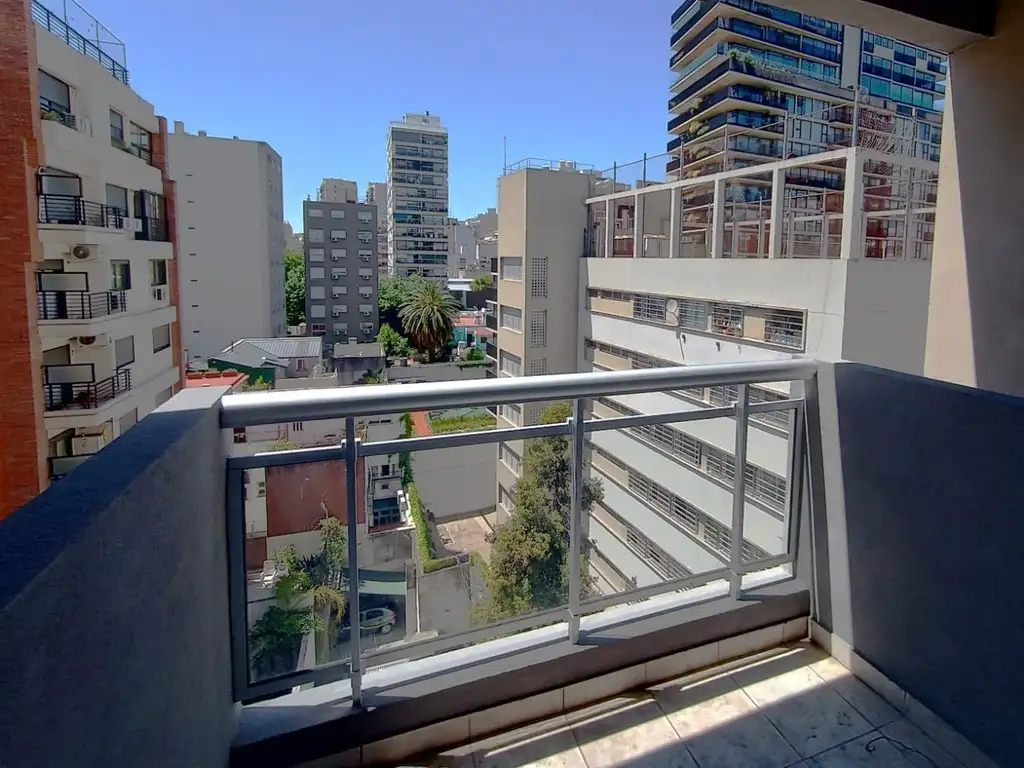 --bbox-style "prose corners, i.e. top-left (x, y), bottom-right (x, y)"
top-left (285, 249), bottom-right (306, 326)
top-left (378, 274), bottom-right (425, 335)
top-left (466, 347), bottom-right (484, 361)
top-left (376, 323), bottom-right (414, 358)
top-left (470, 275), bottom-right (493, 292)
top-left (473, 403), bottom-right (603, 623)
top-left (398, 281), bottom-right (461, 360)
top-left (241, 375), bottom-right (272, 391)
